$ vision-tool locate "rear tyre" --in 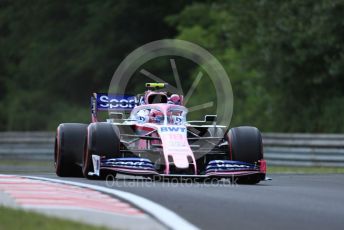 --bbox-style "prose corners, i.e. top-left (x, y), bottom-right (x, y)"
top-left (228, 126), bottom-right (264, 184)
top-left (55, 123), bottom-right (87, 177)
top-left (83, 123), bottom-right (121, 179)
